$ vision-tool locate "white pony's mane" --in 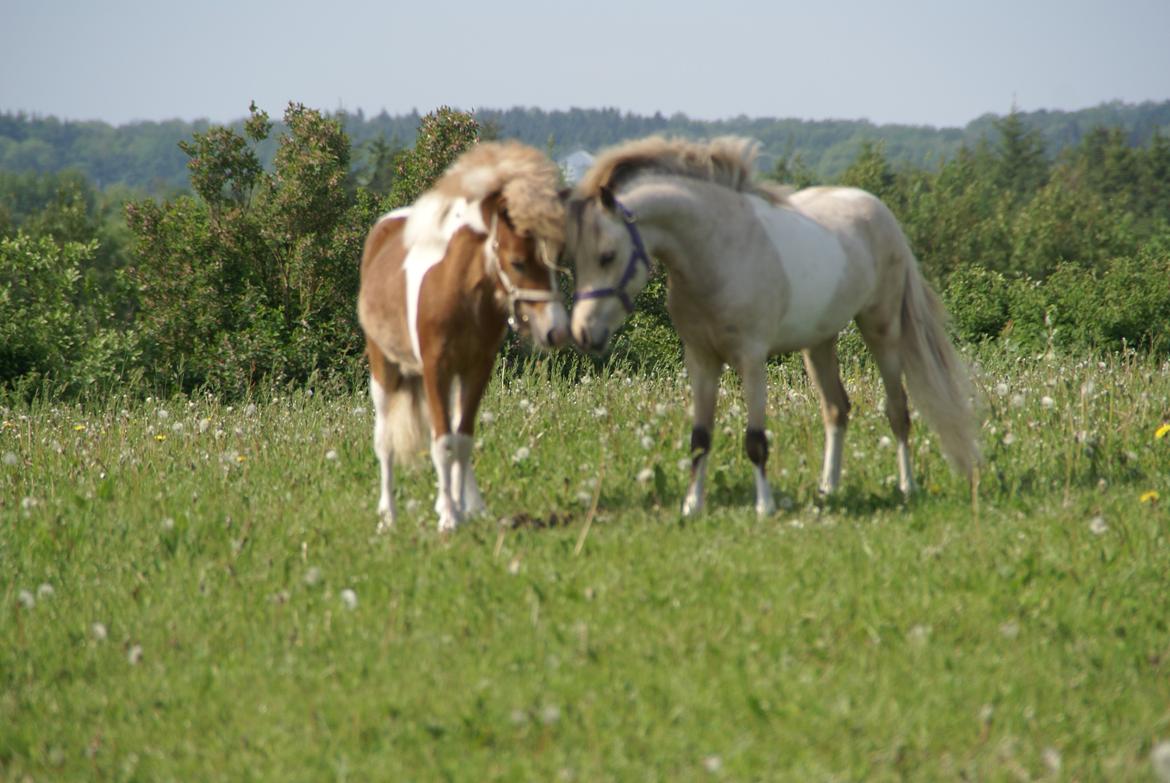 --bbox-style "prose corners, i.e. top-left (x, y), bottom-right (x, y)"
top-left (576, 136), bottom-right (790, 205)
